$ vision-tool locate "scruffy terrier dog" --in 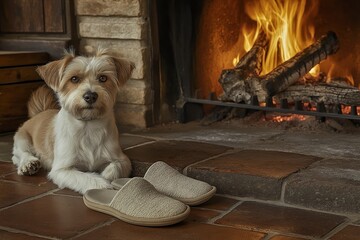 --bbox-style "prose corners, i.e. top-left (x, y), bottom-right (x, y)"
top-left (12, 48), bottom-right (133, 194)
